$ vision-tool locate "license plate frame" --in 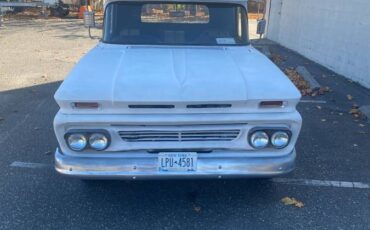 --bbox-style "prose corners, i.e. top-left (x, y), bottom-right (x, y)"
top-left (158, 152), bottom-right (197, 172)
